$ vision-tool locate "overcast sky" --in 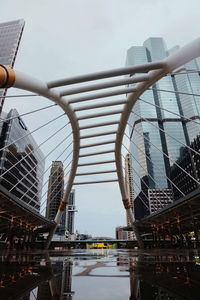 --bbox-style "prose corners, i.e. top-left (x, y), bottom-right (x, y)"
top-left (1, 0), bottom-right (200, 237)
